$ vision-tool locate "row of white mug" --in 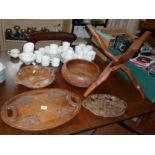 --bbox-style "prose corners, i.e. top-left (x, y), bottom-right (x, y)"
top-left (33, 43), bottom-right (96, 63)
top-left (8, 42), bottom-right (96, 66)
top-left (8, 41), bottom-right (71, 58)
